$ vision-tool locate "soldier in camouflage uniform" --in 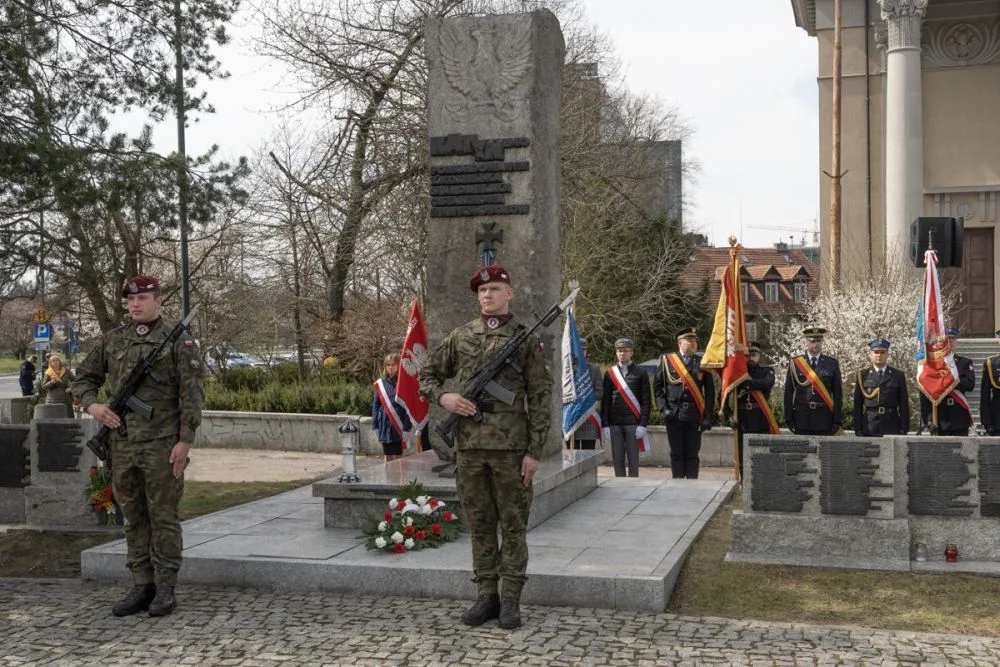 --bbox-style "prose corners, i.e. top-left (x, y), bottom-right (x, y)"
top-left (73, 276), bottom-right (203, 618)
top-left (419, 265), bottom-right (551, 630)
